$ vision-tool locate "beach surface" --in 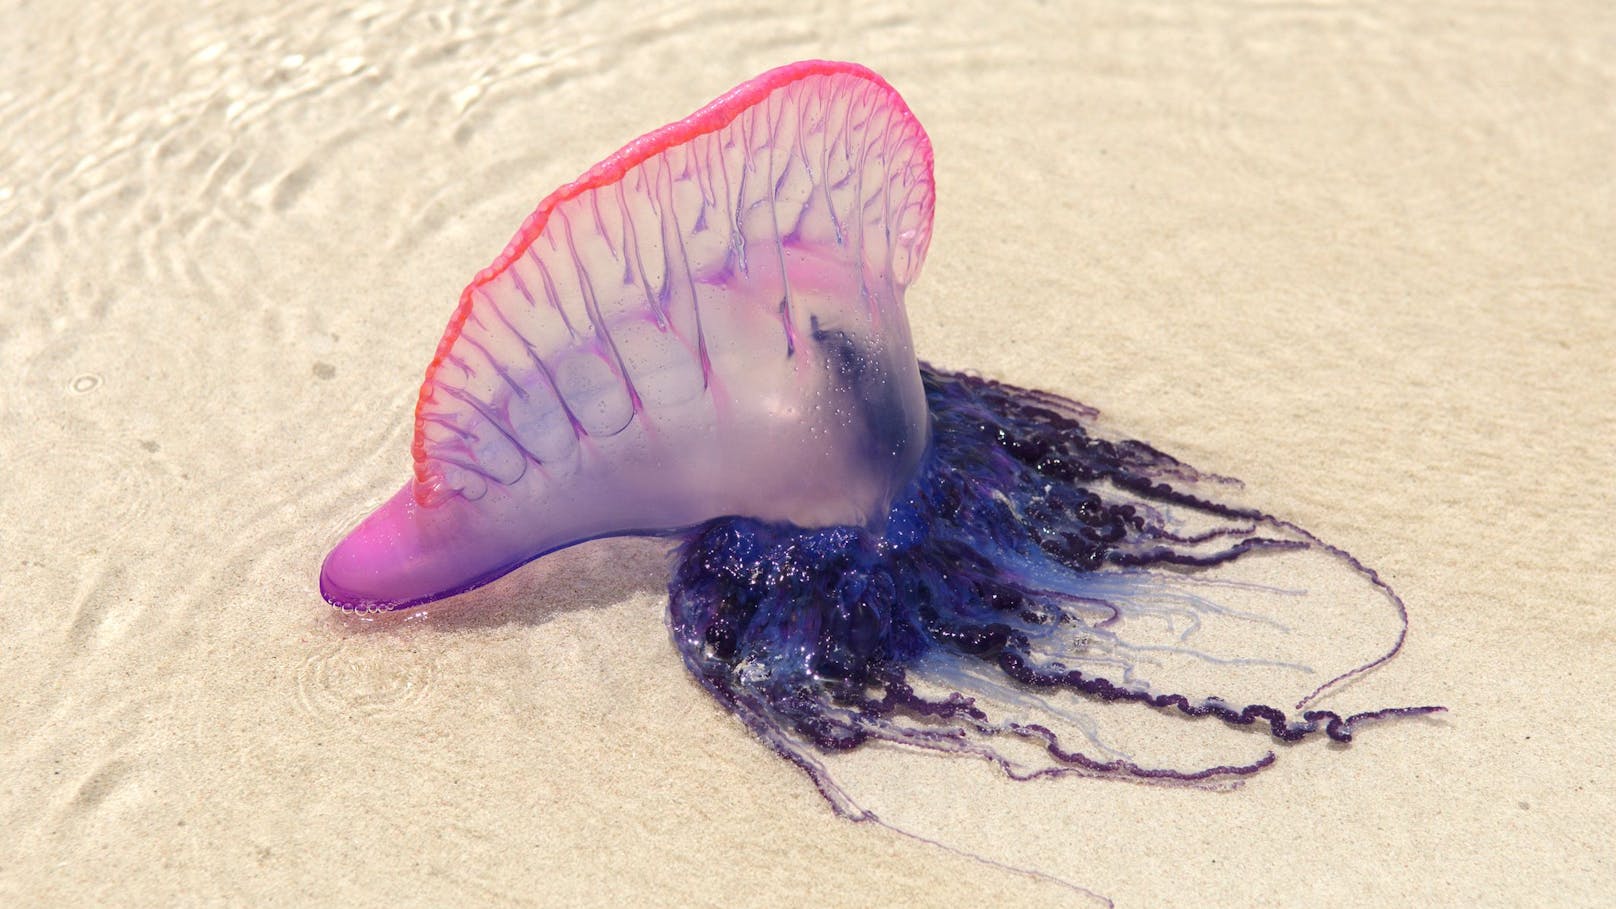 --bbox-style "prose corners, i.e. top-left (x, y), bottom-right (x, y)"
top-left (3, 1), bottom-right (1612, 905)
